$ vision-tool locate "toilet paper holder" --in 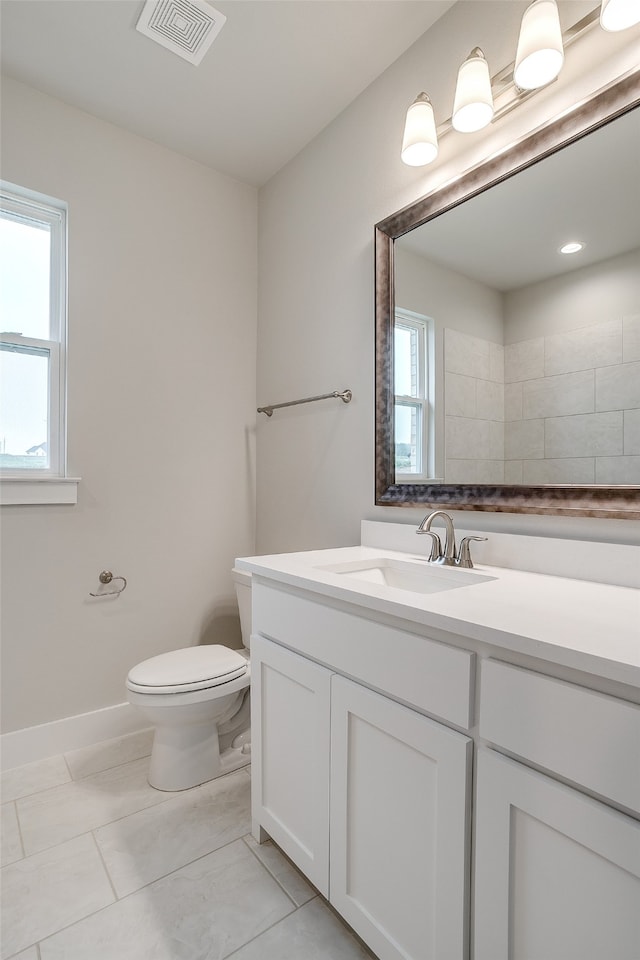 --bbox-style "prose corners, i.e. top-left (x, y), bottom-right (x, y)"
top-left (89, 570), bottom-right (127, 598)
